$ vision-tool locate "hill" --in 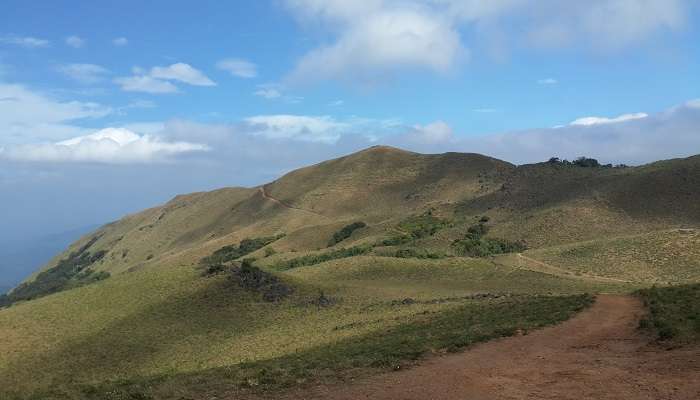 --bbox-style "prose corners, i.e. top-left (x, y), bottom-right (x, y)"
top-left (1, 146), bottom-right (699, 399)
